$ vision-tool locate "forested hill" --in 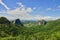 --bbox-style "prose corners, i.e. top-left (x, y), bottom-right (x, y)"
top-left (0, 17), bottom-right (60, 40)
